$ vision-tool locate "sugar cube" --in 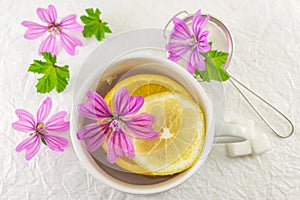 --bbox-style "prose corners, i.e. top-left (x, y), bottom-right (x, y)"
top-left (227, 140), bottom-right (252, 157)
top-left (250, 132), bottom-right (271, 155)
